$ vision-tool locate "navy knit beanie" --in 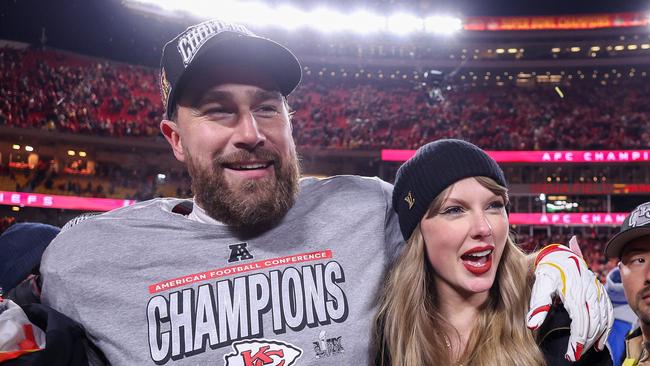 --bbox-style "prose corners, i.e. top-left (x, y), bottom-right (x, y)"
top-left (0, 222), bottom-right (60, 292)
top-left (392, 139), bottom-right (507, 241)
